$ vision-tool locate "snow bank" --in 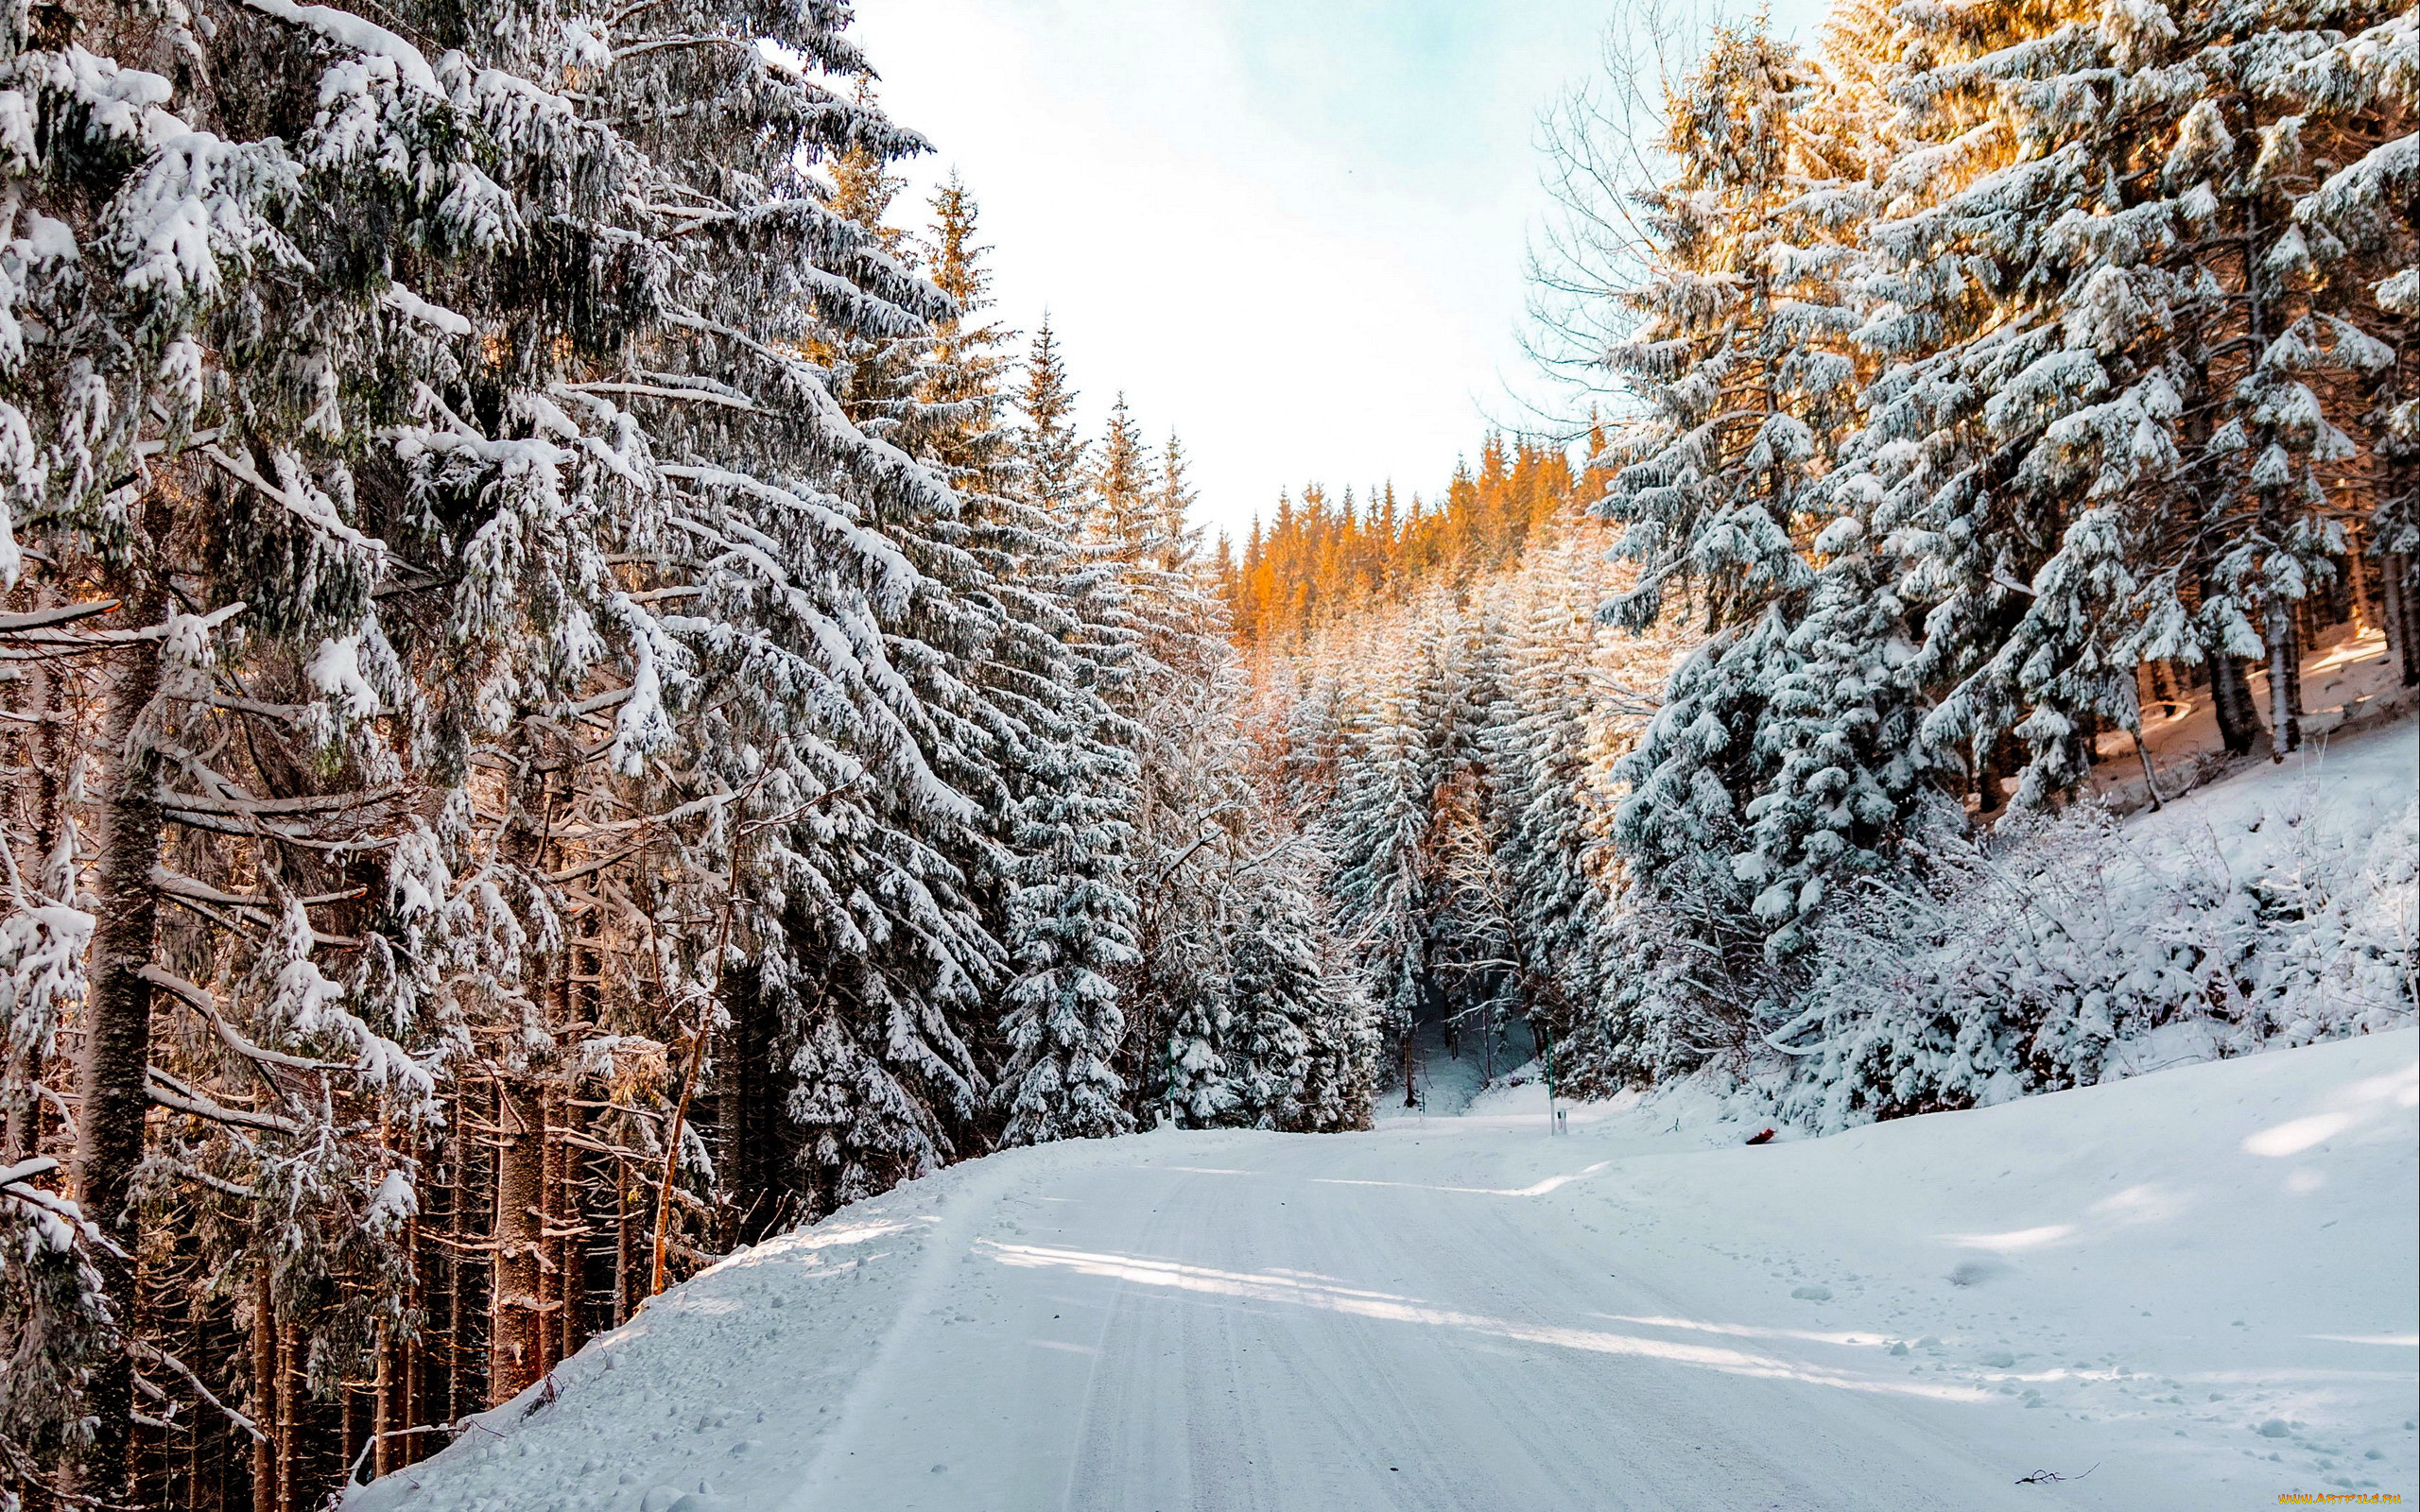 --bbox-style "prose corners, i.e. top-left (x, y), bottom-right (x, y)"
top-left (1776, 716), bottom-right (2416, 1126)
top-left (1548, 1028), bottom-right (2419, 1506)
